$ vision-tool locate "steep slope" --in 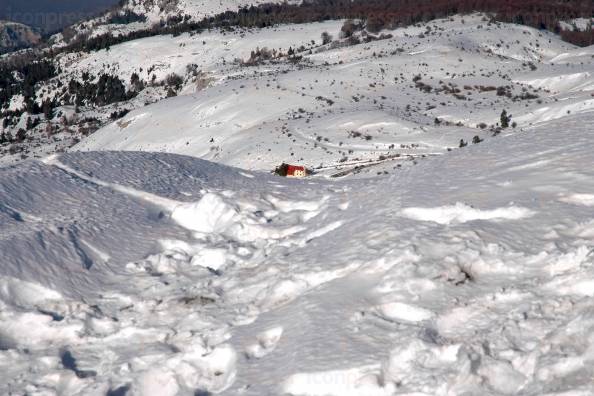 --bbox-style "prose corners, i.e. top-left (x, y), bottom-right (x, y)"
top-left (2, 112), bottom-right (594, 394)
